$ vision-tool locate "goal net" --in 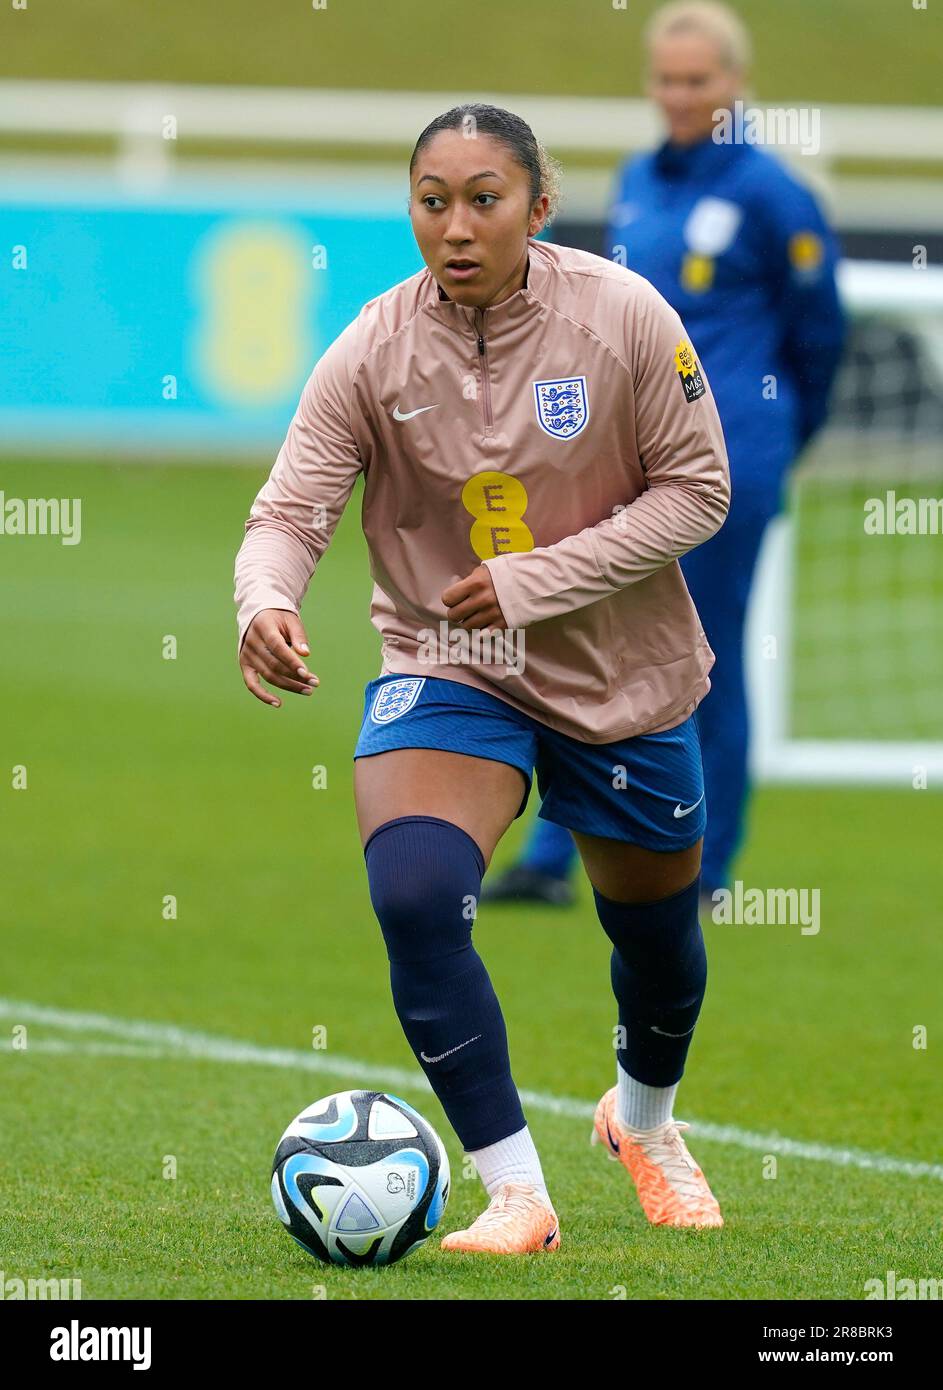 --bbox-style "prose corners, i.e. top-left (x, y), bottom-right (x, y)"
top-left (746, 260), bottom-right (943, 785)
